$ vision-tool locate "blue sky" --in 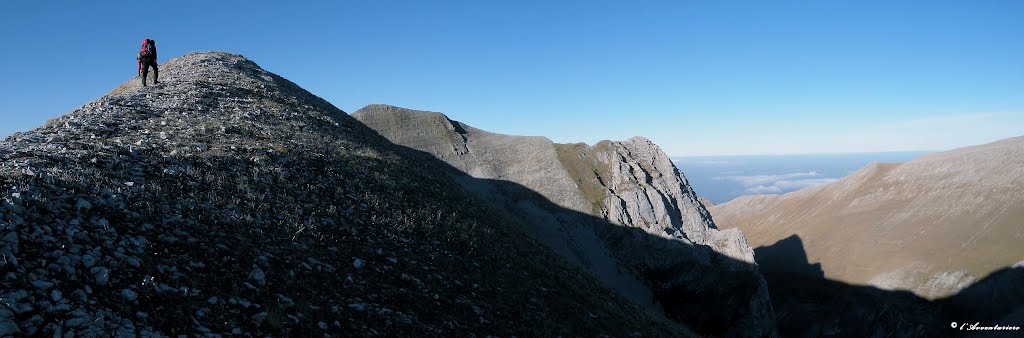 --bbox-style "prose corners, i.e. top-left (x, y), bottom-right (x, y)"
top-left (2, 1), bottom-right (1022, 156)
